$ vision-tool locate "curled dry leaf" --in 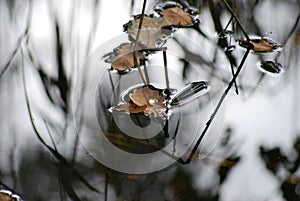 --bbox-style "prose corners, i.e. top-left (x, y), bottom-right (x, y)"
top-left (239, 37), bottom-right (282, 53)
top-left (125, 15), bottom-right (173, 47)
top-left (159, 7), bottom-right (193, 27)
top-left (109, 43), bottom-right (145, 71)
top-left (129, 87), bottom-right (166, 117)
top-left (250, 39), bottom-right (274, 52)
